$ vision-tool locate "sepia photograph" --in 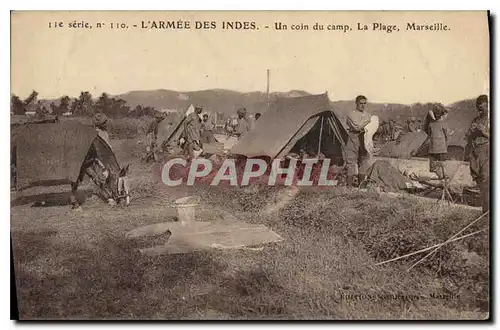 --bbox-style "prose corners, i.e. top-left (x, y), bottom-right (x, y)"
top-left (10, 10), bottom-right (491, 320)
